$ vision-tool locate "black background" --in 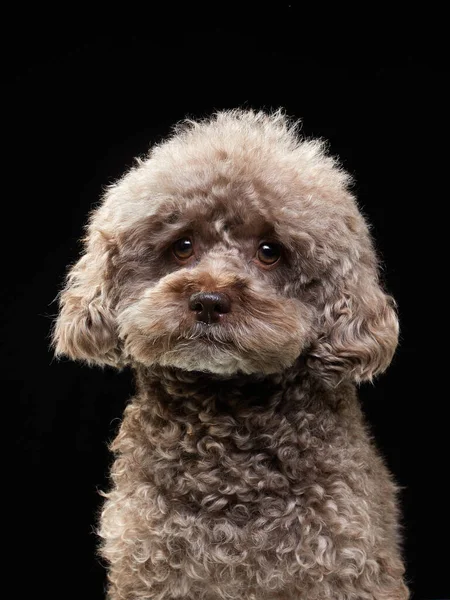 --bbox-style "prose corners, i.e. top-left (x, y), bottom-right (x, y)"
top-left (5, 9), bottom-right (447, 600)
